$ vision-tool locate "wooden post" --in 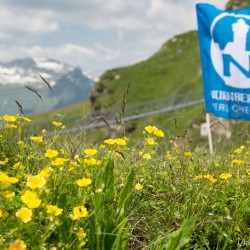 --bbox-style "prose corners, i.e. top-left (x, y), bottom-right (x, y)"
top-left (206, 113), bottom-right (213, 154)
